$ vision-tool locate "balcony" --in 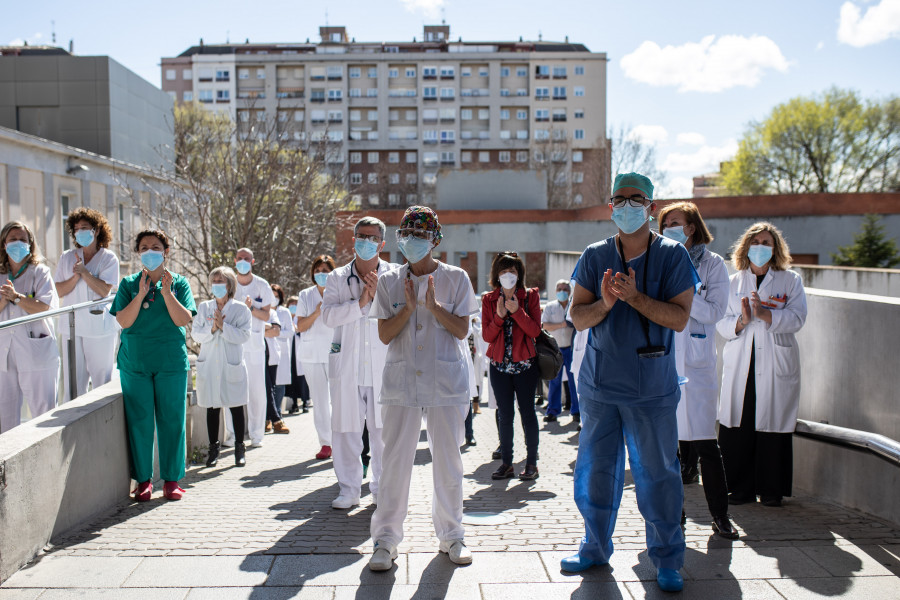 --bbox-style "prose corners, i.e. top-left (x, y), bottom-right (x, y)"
top-left (237, 89), bottom-right (266, 100)
top-left (553, 115), bottom-right (567, 122)
top-left (276, 88), bottom-right (304, 99)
